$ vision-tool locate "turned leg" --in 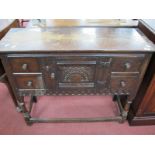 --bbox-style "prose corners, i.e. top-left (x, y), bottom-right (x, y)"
top-left (32, 96), bottom-right (37, 103)
top-left (114, 95), bottom-right (128, 123)
top-left (28, 96), bottom-right (37, 113)
top-left (5, 78), bottom-right (20, 110)
top-left (112, 95), bottom-right (117, 102)
top-left (124, 95), bottom-right (133, 112)
top-left (17, 96), bottom-right (32, 125)
top-left (119, 95), bottom-right (134, 122)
